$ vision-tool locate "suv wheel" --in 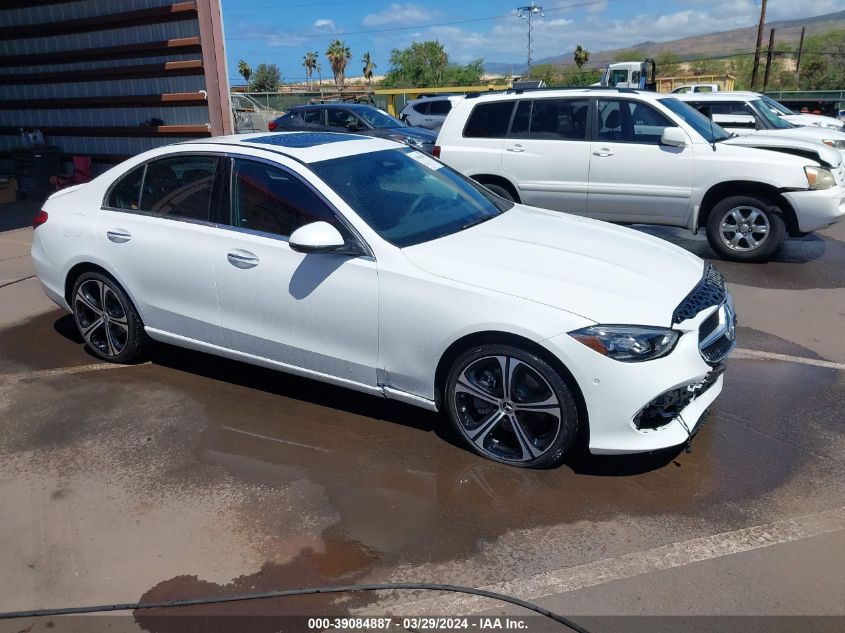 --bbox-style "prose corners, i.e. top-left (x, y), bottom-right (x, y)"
top-left (71, 272), bottom-right (145, 363)
top-left (705, 195), bottom-right (785, 262)
top-left (480, 182), bottom-right (516, 202)
top-left (446, 344), bottom-right (579, 468)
